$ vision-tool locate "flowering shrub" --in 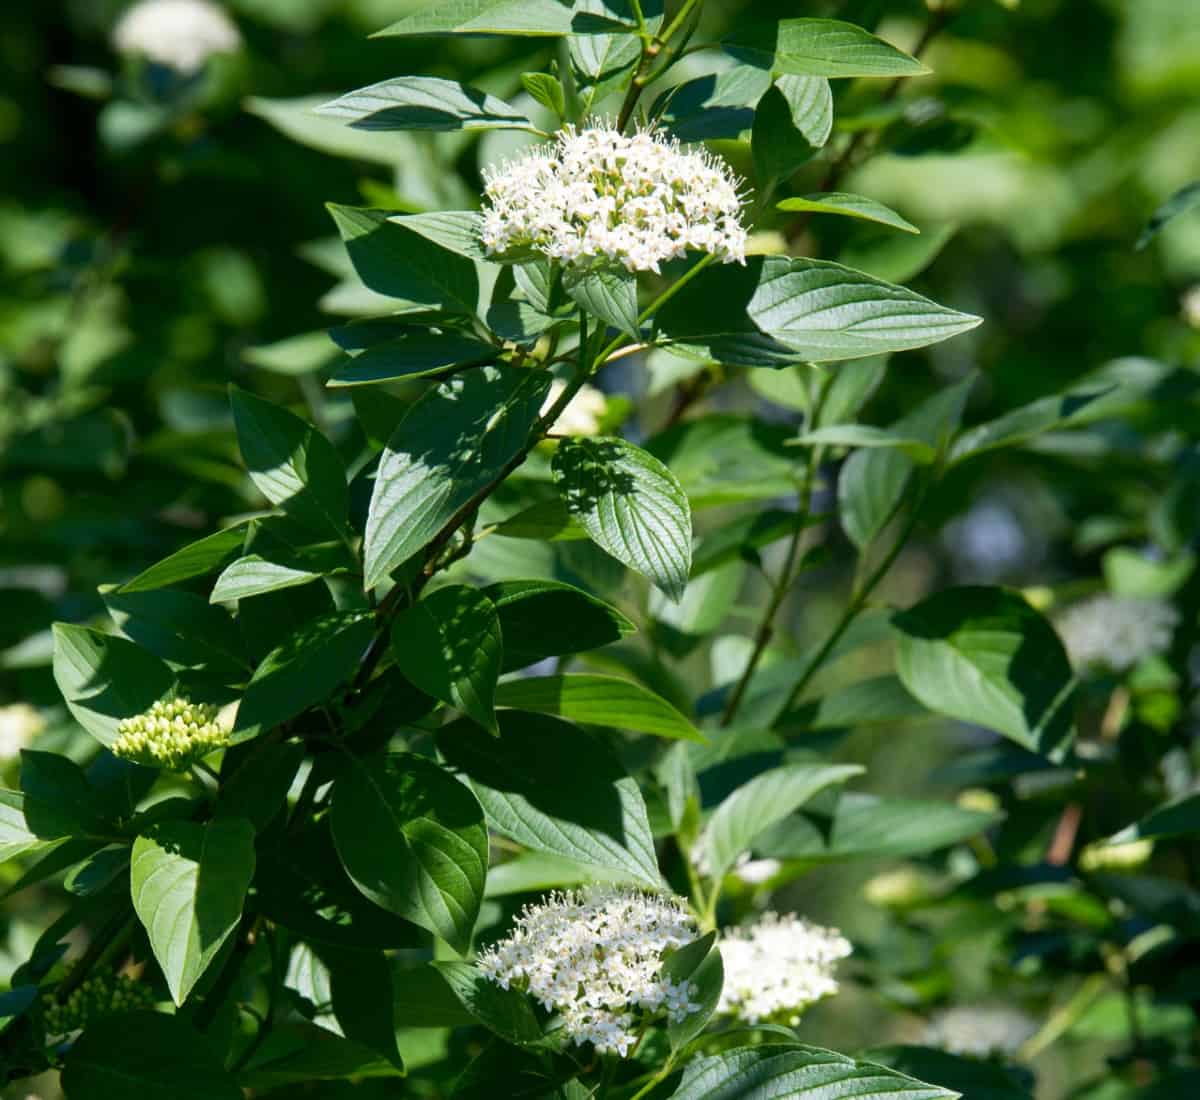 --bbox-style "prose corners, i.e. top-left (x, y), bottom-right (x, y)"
top-left (3, 2), bottom-right (1200, 1099)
